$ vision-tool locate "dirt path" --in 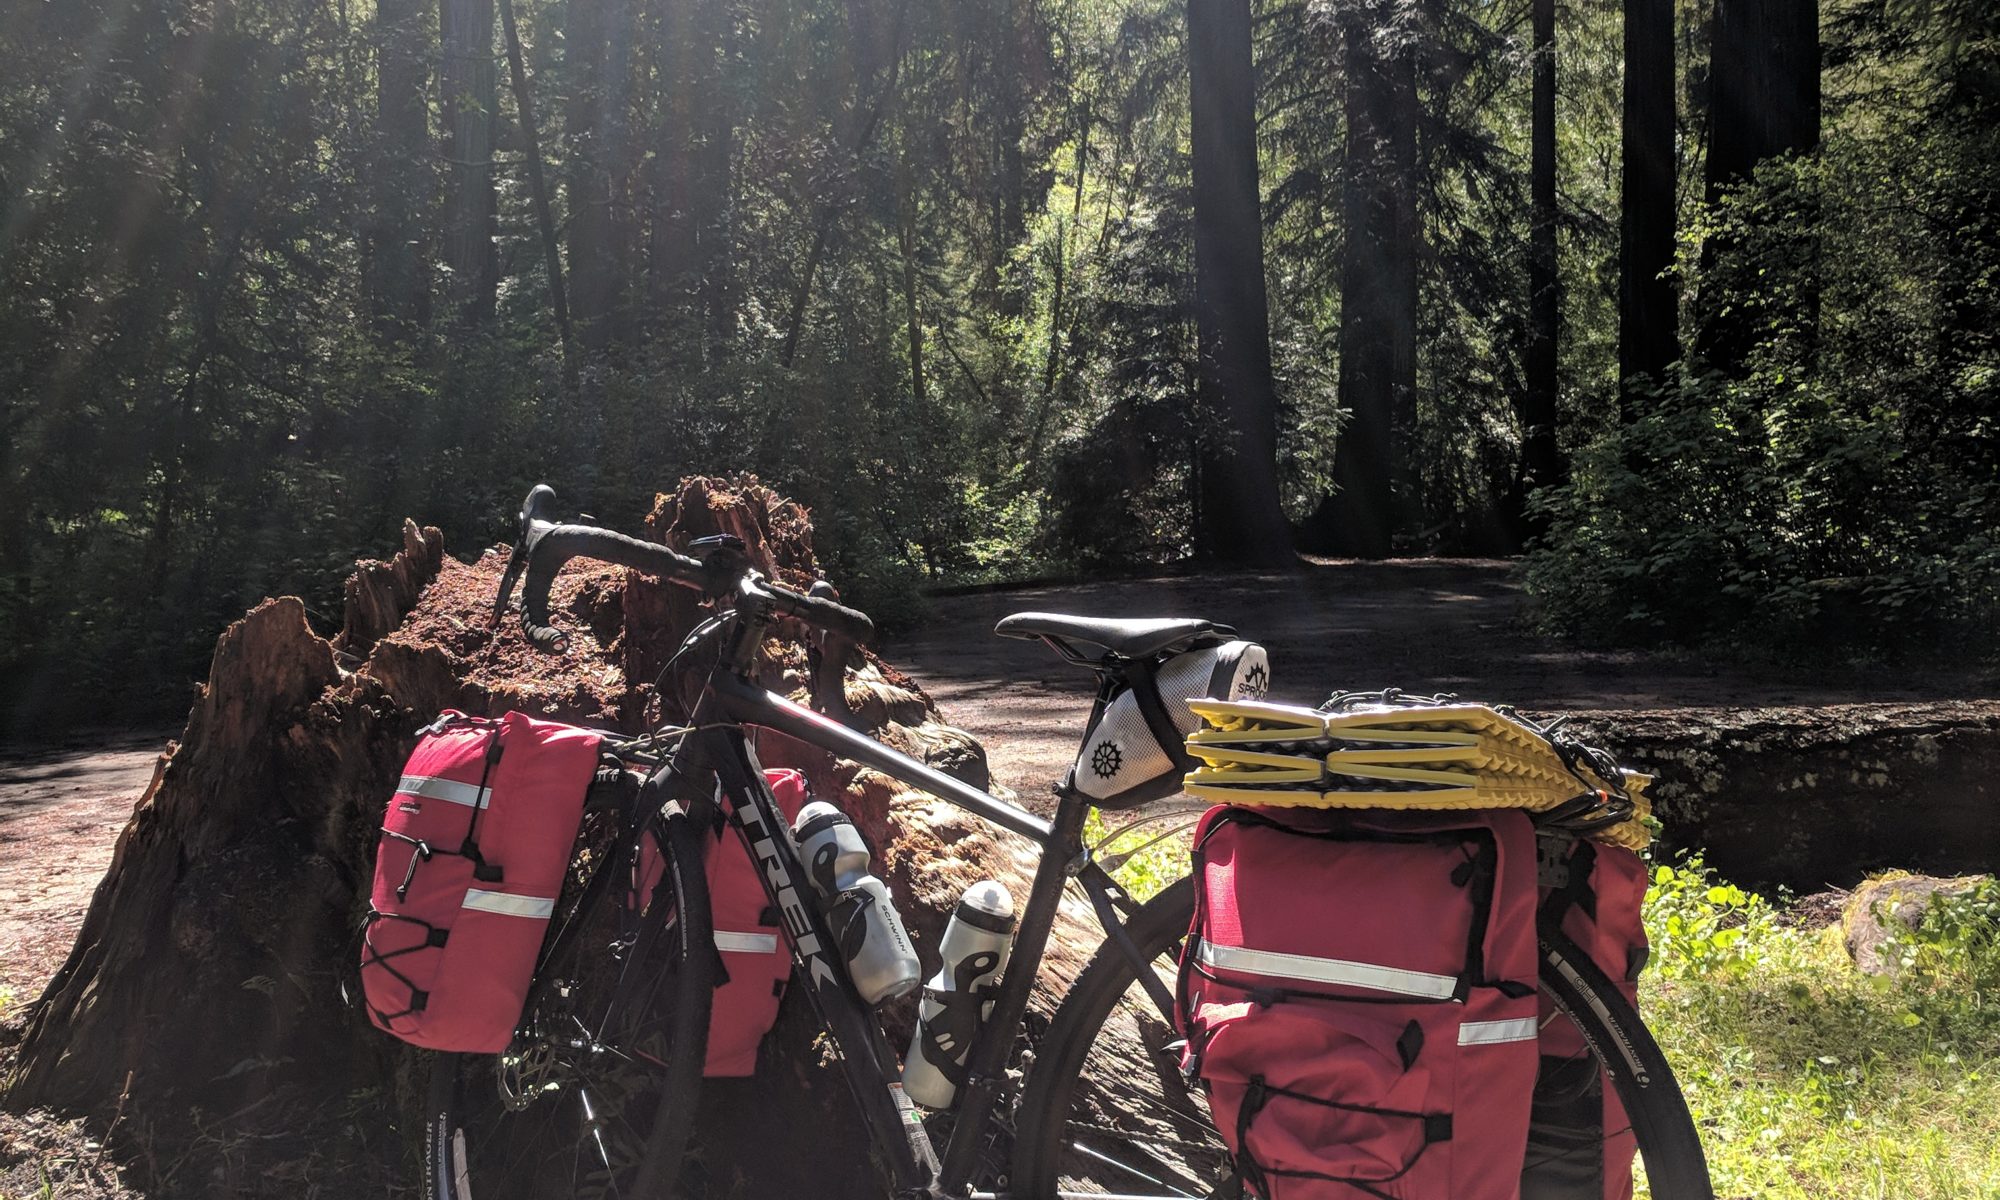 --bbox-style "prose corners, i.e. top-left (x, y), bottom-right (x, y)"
top-left (888, 559), bottom-right (1996, 799)
top-left (0, 732), bottom-right (167, 1004)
